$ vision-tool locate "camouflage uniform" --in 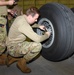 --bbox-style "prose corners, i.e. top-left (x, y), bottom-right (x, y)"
top-left (0, 6), bottom-right (7, 55)
top-left (7, 15), bottom-right (49, 61)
